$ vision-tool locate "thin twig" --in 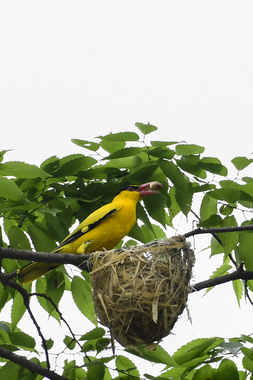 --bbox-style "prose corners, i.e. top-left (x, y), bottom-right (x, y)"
top-left (0, 346), bottom-right (68, 380)
top-left (184, 224), bottom-right (253, 238)
top-left (0, 273), bottom-right (50, 369)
